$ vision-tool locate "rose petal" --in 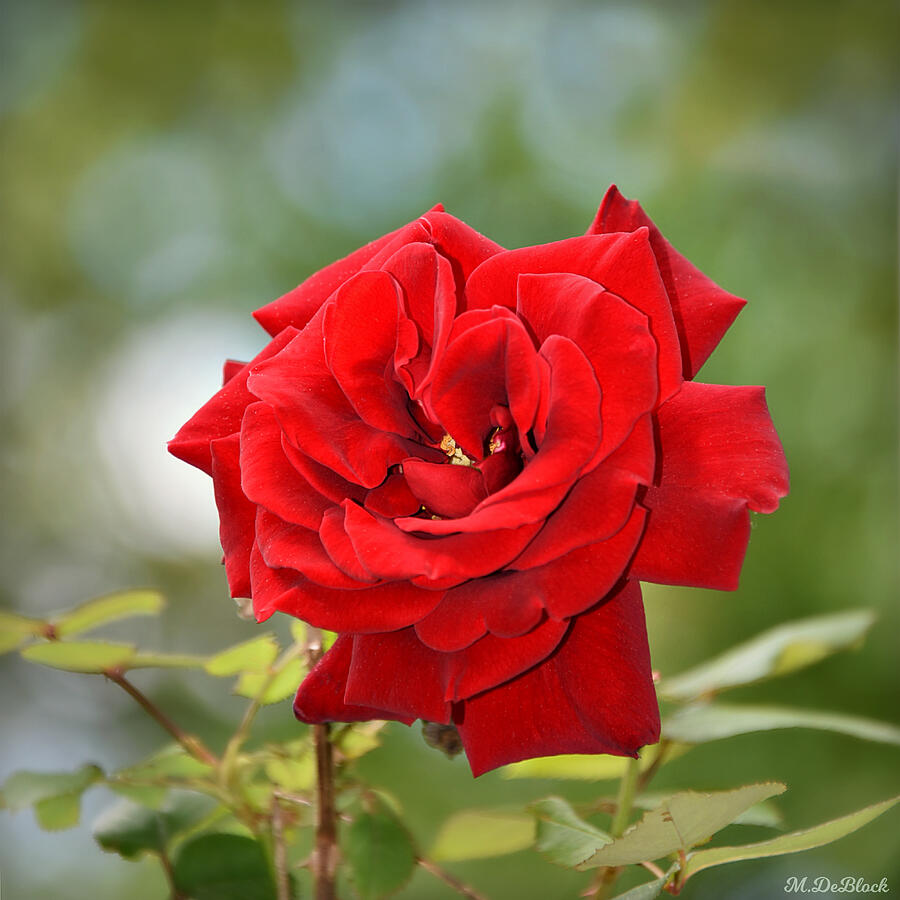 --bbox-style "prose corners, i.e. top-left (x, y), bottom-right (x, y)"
top-left (516, 272), bottom-right (658, 460)
top-left (455, 581), bottom-right (659, 776)
top-left (589, 186), bottom-right (746, 378)
top-left (341, 500), bottom-right (540, 587)
top-left (294, 635), bottom-right (415, 725)
top-left (401, 457), bottom-right (488, 519)
top-left (248, 309), bottom-right (419, 488)
top-left (249, 543), bottom-right (443, 631)
top-left (209, 434), bottom-right (255, 598)
top-left (239, 402), bottom-right (330, 530)
top-left (323, 270), bottom-right (414, 436)
top-left (630, 382), bottom-right (789, 590)
top-left (398, 335), bottom-right (601, 536)
top-left (347, 630), bottom-right (452, 723)
top-left (168, 327), bottom-right (298, 474)
top-left (364, 472), bottom-right (421, 518)
top-left (465, 229), bottom-right (682, 402)
top-left (253, 216), bottom-right (435, 335)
